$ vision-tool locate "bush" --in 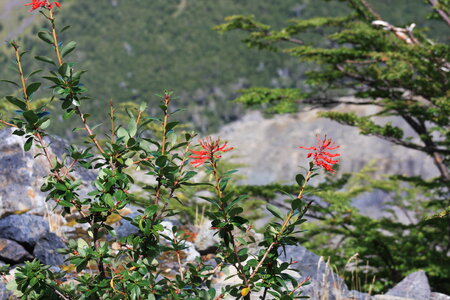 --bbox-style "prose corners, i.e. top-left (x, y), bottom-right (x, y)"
top-left (0, 2), bottom-right (341, 299)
